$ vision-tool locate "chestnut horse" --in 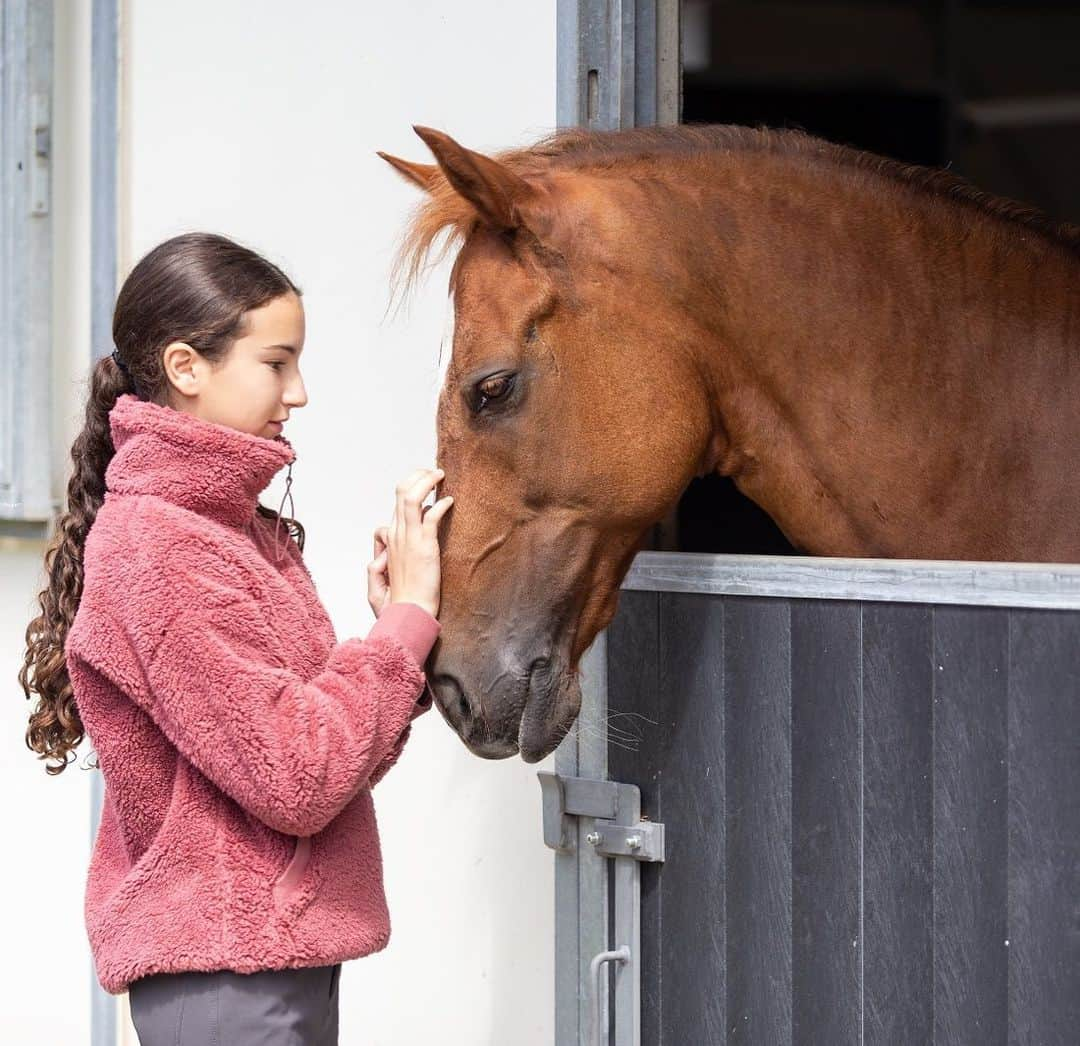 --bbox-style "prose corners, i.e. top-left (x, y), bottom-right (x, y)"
top-left (380, 124), bottom-right (1080, 762)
